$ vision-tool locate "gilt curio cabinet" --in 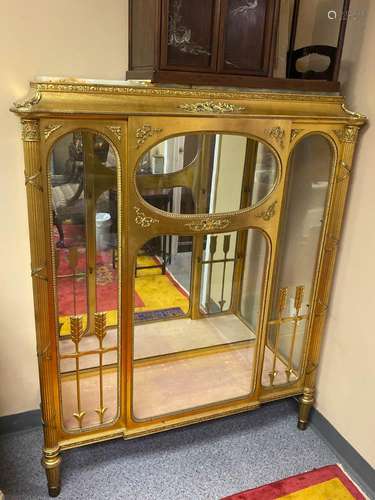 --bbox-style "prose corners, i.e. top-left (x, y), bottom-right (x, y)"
top-left (12, 79), bottom-right (365, 496)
